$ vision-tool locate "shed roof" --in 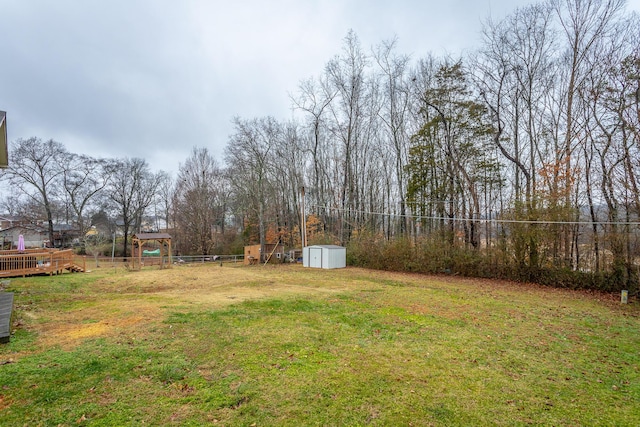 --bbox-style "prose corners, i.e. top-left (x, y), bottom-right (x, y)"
top-left (307, 245), bottom-right (345, 249)
top-left (133, 233), bottom-right (172, 240)
top-left (0, 225), bottom-right (46, 234)
top-left (0, 215), bottom-right (24, 222)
